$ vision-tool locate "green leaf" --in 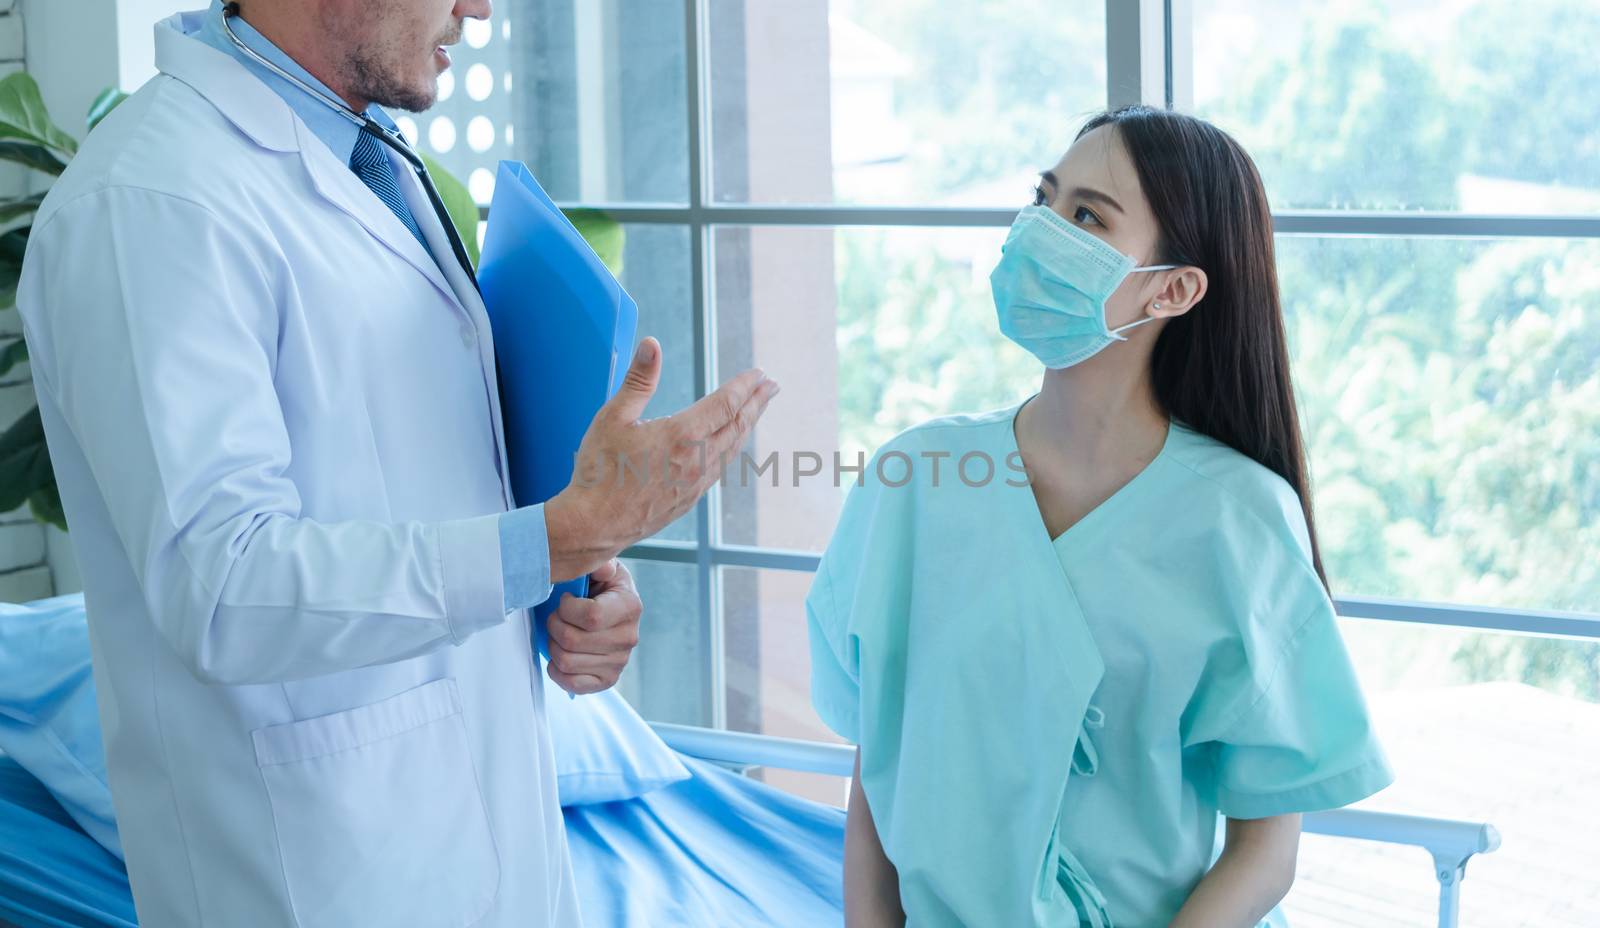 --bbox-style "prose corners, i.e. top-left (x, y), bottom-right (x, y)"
top-left (0, 227), bottom-right (30, 310)
top-left (0, 141), bottom-right (68, 176)
top-left (419, 153), bottom-right (479, 267)
top-left (87, 88), bottom-right (129, 134)
top-left (562, 209), bottom-right (625, 277)
top-left (28, 479), bottom-right (65, 532)
top-left (420, 158), bottom-right (627, 277)
top-left (0, 405), bottom-right (52, 514)
top-left (0, 73), bottom-right (78, 158)
top-left (0, 193), bottom-right (45, 224)
top-left (0, 339), bottom-right (27, 378)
